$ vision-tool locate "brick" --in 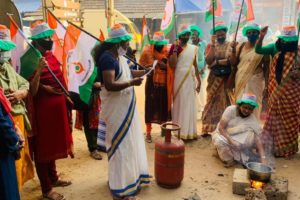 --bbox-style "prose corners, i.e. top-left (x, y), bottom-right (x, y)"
top-left (264, 177), bottom-right (288, 200)
top-left (245, 188), bottom-right (267, 200)
top-left (232, 168), bottom-right (251, 195)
